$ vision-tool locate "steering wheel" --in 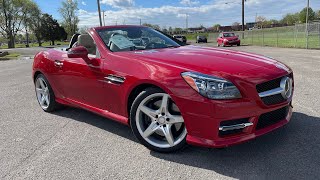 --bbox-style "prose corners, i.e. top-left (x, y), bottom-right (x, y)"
top-left (145, 42), bottom-right (168, 49)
